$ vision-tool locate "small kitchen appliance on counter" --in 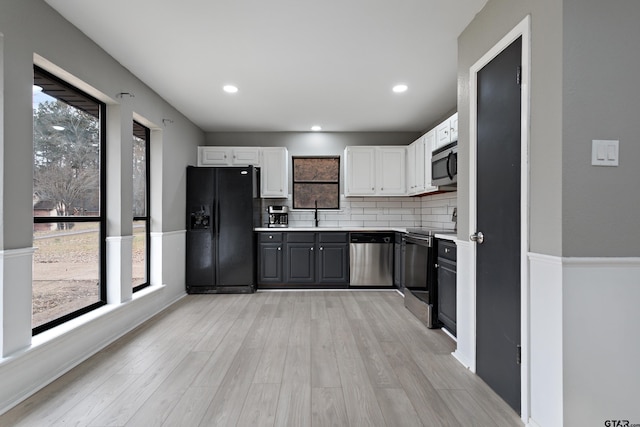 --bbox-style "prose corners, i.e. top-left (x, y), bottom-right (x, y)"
top-left (267, 205), bottom-right (289, 228)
